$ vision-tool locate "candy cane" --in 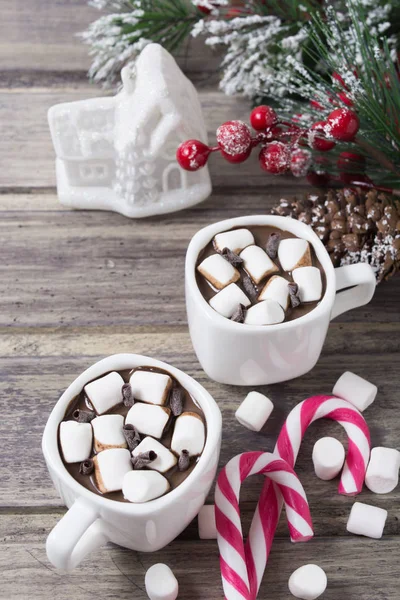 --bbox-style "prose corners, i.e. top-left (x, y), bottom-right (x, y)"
top-left (215, 451), bottom-right (313, 600)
